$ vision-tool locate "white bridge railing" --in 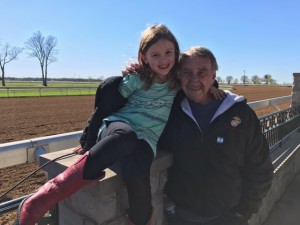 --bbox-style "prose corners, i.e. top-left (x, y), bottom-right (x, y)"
top-left (248, 95), bottom-right (292, 110)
